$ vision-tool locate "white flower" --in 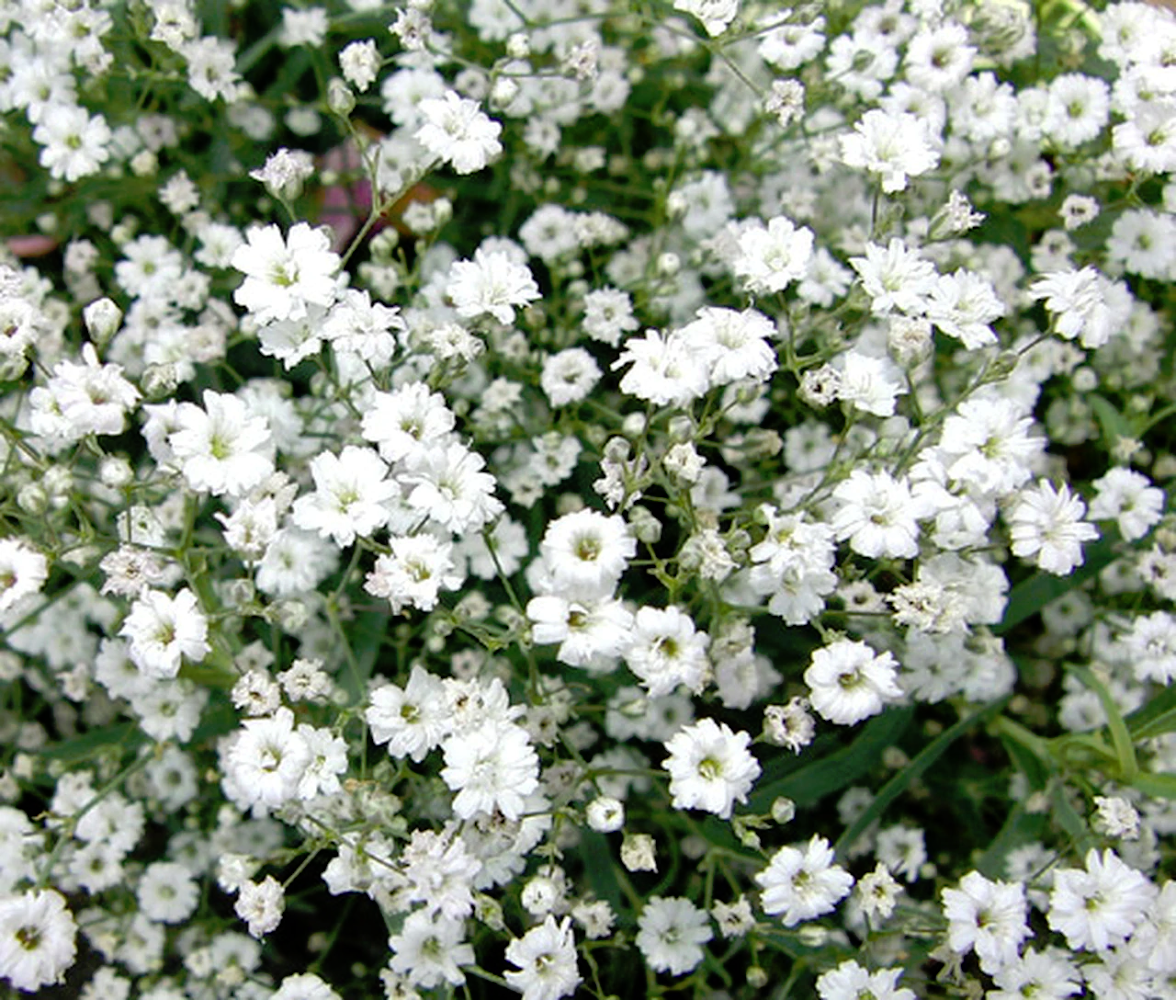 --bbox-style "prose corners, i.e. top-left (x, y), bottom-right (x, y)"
top-left (1125, 611), bottom-right (1176, 685)
top-left (278, 7), bottom-right (328, 47)
top-left (539, 509), bottom-right (635, 601)
top-left (0, 540), bottom-right (48, 618)
top-left (446, 248), bottom-right (540, 324)
top-left (582, 287), bottom-right (638, 346)
top-left (817, 961), bottom-right (917, 1000)
top-left (832, 470), bottom-right (931, 560)
top-left (733, 215), bottom-right (814, 294)
top-left (1043, 73), bottom-right (1110, 147)
top-left (228, 707), bottom-right (312, 810)
top-left (182, 35), bottom-right (242, 102)
top-left (249, 147), bottom-right (314, 201)
top-left (415, 91), bottom-right (503, 174)
top-left (936, 396), bottom-right (1043, 498)
top-left (0, 889), bottom-right (77, 992)
top-left (361, 381), bottom-right (455, 464)
top-left (849, 239), bottom-right (937, 316)
top-left (673, 0), bottom-right (738, 36)
top-left (340, 39), bottom-right (380, 92)
top-left (395, 828), bottom-right (481, 921)
top-left (526, 594), bottom-right (634, 670)
top-left (291, 446), bottom-right (399, 547)
top-left (621, 833), bottom-right (658, 872)
top-left (988, 947), bottom-right (1082, 1000)
top-left (805, 639), bottom-right (901, 726)
top-left (1089, 468), bottom-right (1165, 541)
top-left (366, 665), bottom-right (451, 762)
top-left (440, 720), bottom-right (539, 820)
top-left (365, 535), bottom-right (463, 614)
top-left (137, 861), bottom-right (199, 924)
top-left (504, 916), bottom-right (582, 1000)
top-left (296, 724), bottom-right (348, 799)
top-left (635, 896), bottom-right (713, 976)
top-left (541, 348), bottom-right (602, 406)
top-left (624, 605), bottom-right (710, 697)
top-left (942, 871), bottom-right (1030, 974)
top-left (839, 110), bottom-right (940, 193)
top-left (925, 270), bottom-right (1006, 350)
top-left (835, 350), bottom-right (905, 417)
top-left (755, 835), bottom-right (854, 927)
top-left (1048, 849), bottom-right (1157, 953)
top-left (1030, 267), bottom-right (1115, 349)
top-left (1093, 795), bottom-right (1141, 841)
top-left (33, 105), bottom-right (111, 182)
top-left (273, 973), bottom-right (342, 1000)
top-left (232, 222), bottom-right (341, 325)
top-left (613, 329), bottom-right (710, 407)
top-left (30, 344), bottom-right (140, 445)
top-left (169, 390), bottom-right (274, 497)
top-left (1009, 481), bottom-right (1099, 575)
top-left (119, 588), bottom-right (209, 680)
top-left (400, 441), bottom-right (503, 535)
top-left (235, 876), bottom-right (285, 938)
top-left (678, 306), bottom-right (778, 385)
top-left (856, 863), bottom-right (902, 922)
top-left (387, 911), bottom-right (473, 988)
top-left (663, 718), bottom-right (760, 819)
